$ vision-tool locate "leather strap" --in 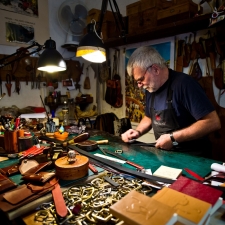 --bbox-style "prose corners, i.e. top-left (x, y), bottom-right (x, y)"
top-left (184, 168), bottom-right (205, 182)
top-left (50, 178), bottom-right (67, 217)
